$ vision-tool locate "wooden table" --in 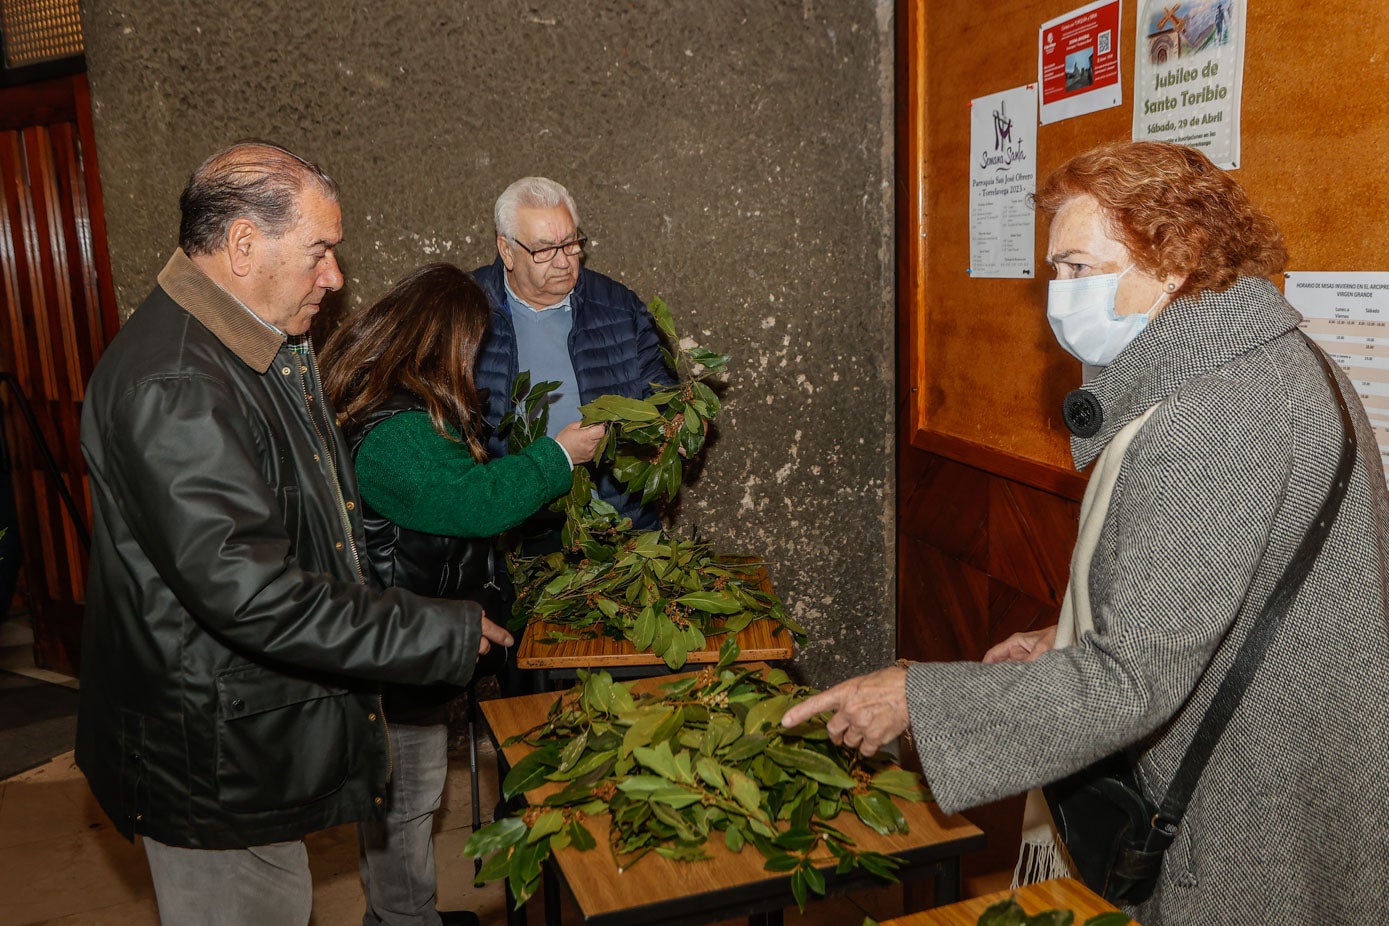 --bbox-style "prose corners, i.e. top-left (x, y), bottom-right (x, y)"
top-left (879, 878), bottom-right (1129, 925)
top-left (517, 615), bottom-right (795, 689)
top-left (516, 561), bottom-right (795, 689)
top-left (480, 668), bottom-right (986, 926)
